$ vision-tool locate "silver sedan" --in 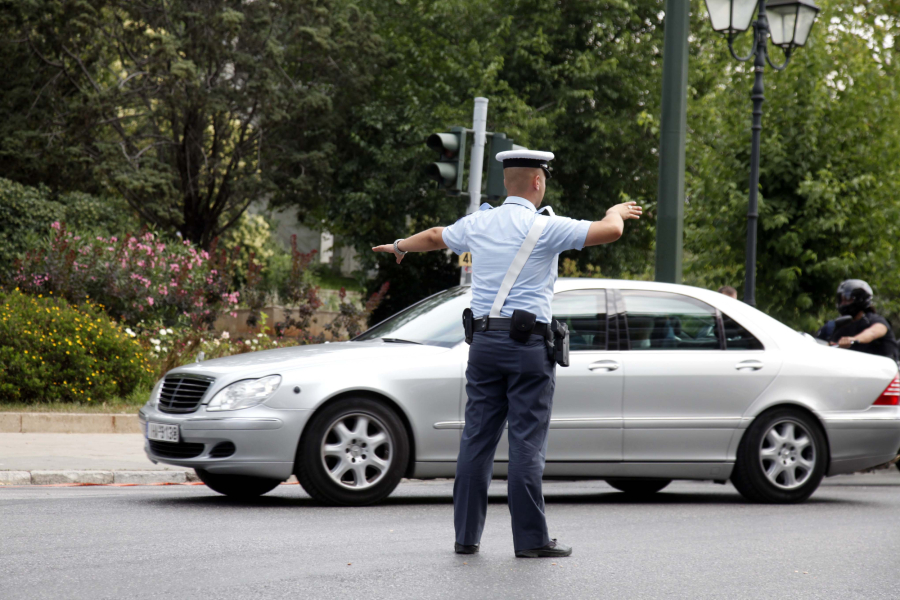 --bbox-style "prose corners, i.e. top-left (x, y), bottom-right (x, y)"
top-left (139, 279), bottom-right (900, 504)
